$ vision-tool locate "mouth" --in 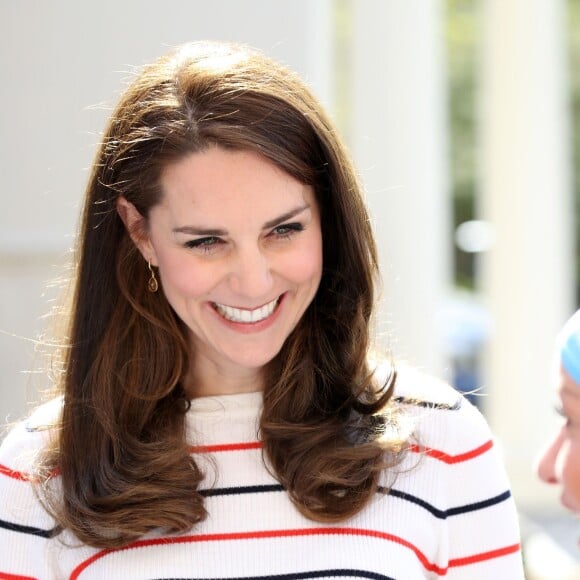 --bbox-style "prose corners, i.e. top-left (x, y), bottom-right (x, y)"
top-left (212, 295), bottom-right (282, 324)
